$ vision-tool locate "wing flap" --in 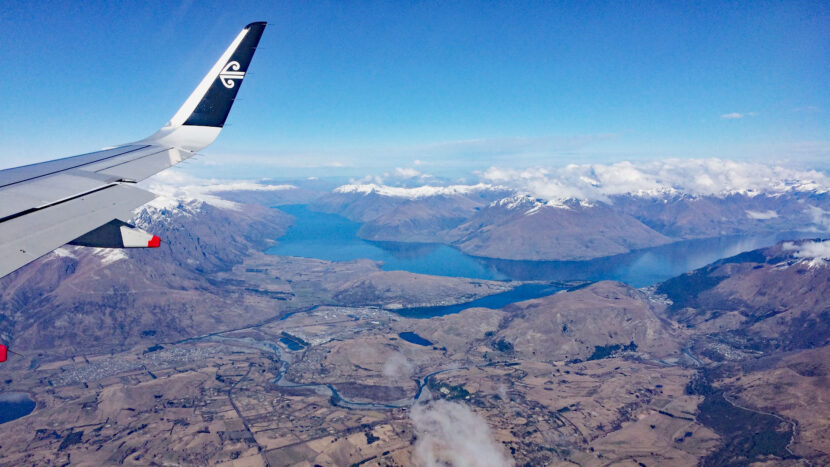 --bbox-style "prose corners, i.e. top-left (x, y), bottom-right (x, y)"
top-left (0, 171), bottom-right (122, 220)
top-left (0, 144), bottom-right (185, 221)
top-left (95, 147), bottom-right (195, 182)
top-left (0, 184), bottom-right (156, 278)
top-left (0, 145), bottom-right (150, 189)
